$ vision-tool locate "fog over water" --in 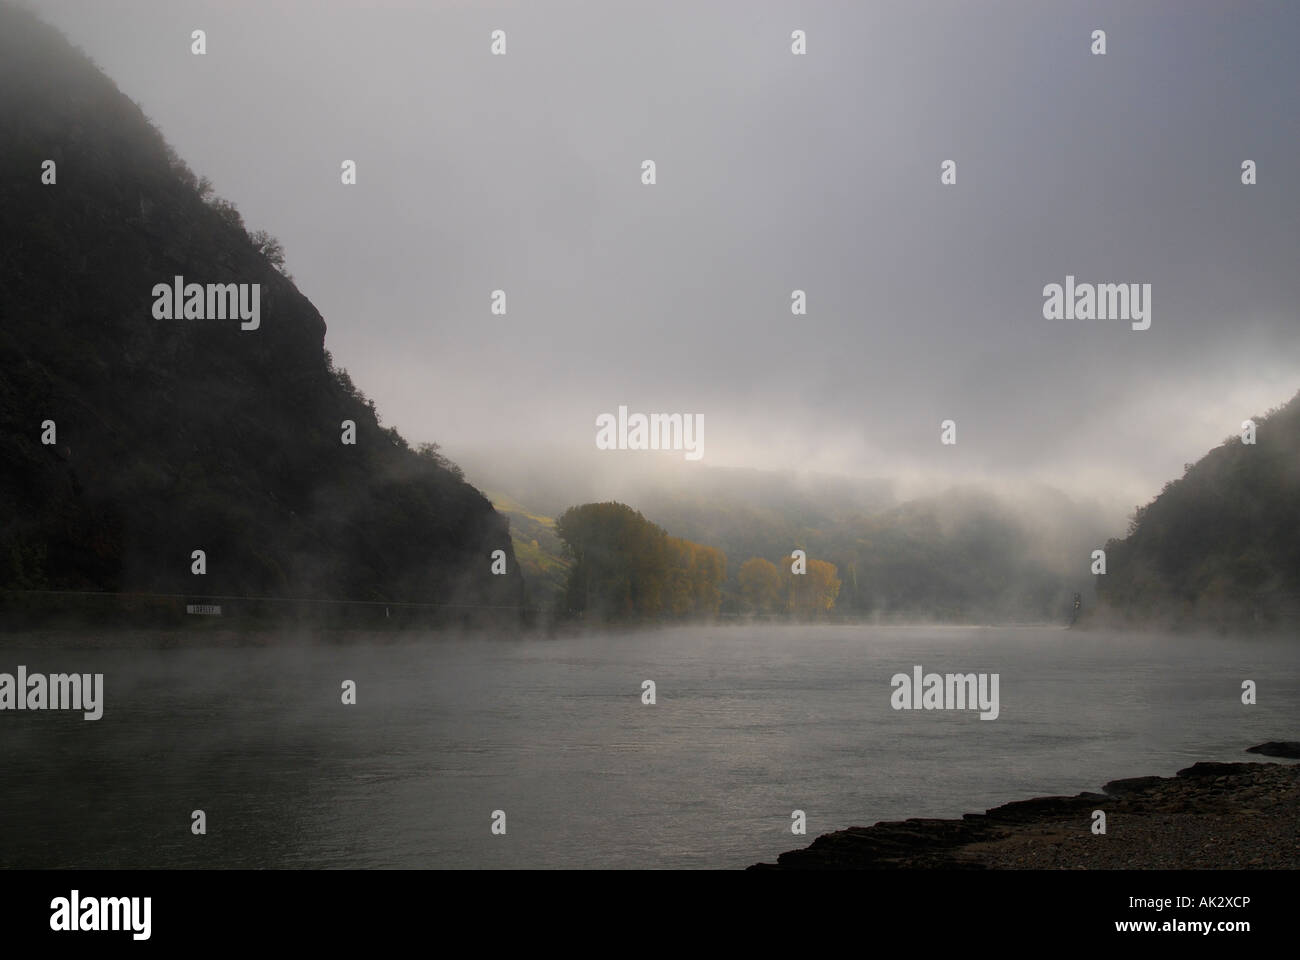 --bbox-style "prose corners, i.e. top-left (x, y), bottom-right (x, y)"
top-left (2, 626), bottom-right (1293, 869)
